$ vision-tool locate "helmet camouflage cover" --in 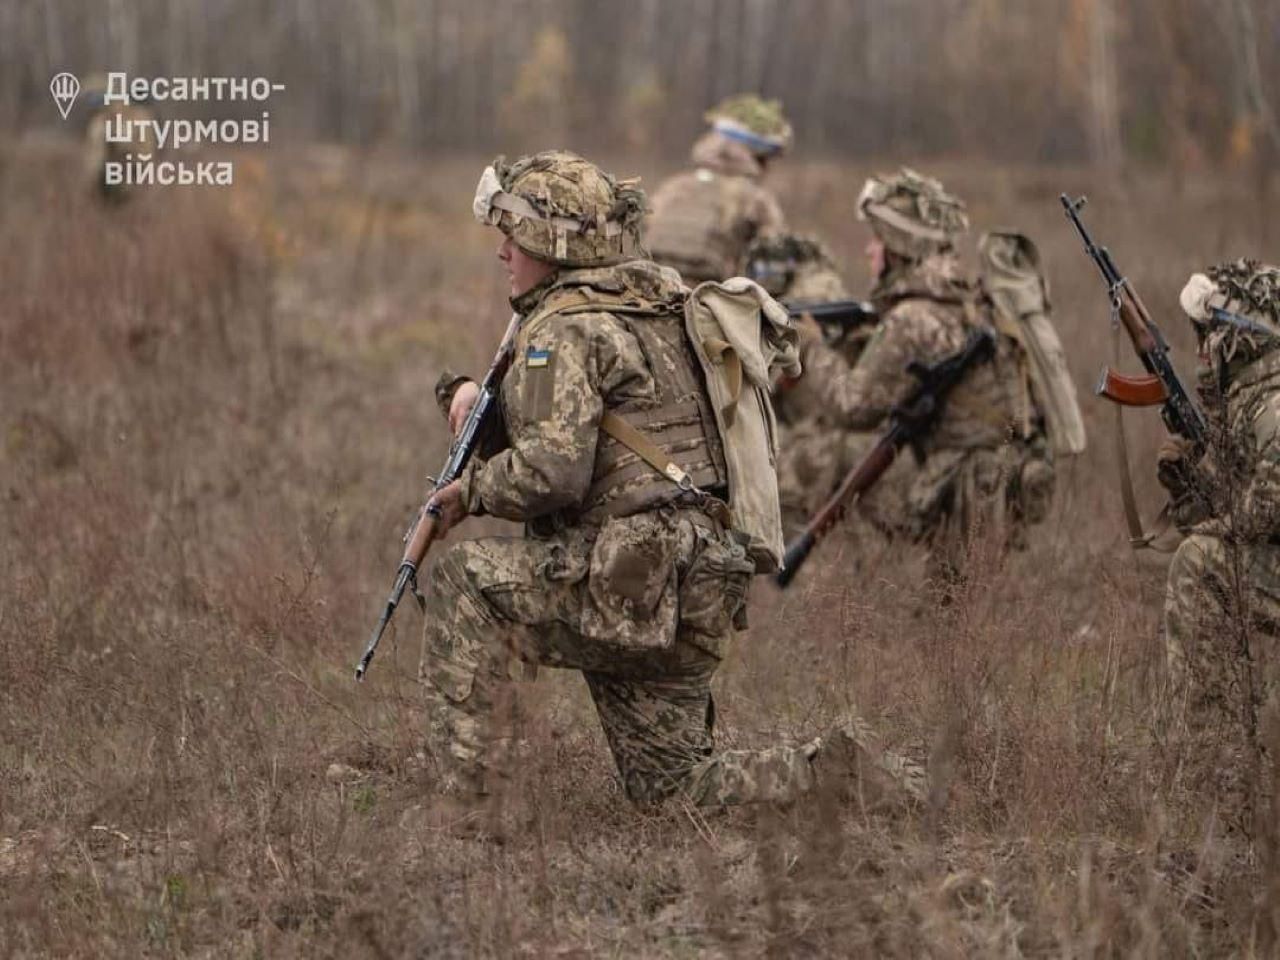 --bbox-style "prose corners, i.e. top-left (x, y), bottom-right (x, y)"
top-left (746, 233), bottom-right (849, 301)
top-left (473, 150), bottom-right (647, 267)
top-left (705, 94), bottom-right (793, 157)
top-left (856, 167), bottom-right (969, 260)
top-left (1179, 258), bottom-right (1280, 361)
